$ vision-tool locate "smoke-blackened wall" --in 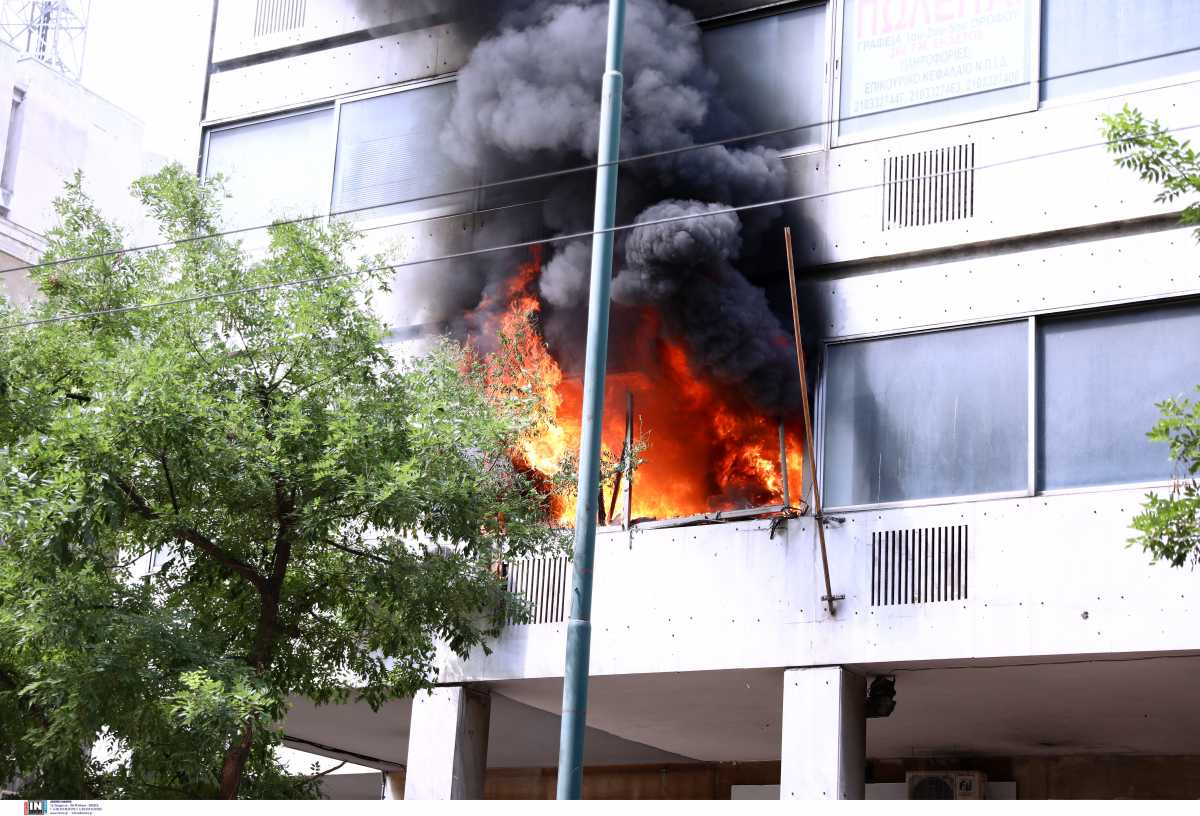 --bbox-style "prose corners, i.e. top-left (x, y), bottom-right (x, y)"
top-left (439, 0), bottom-right (800, 414)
